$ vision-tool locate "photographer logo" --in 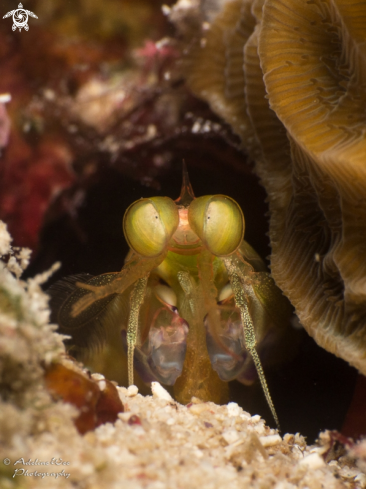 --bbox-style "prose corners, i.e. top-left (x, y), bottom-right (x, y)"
top-left (3, 3), bottom-right (38, 32)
